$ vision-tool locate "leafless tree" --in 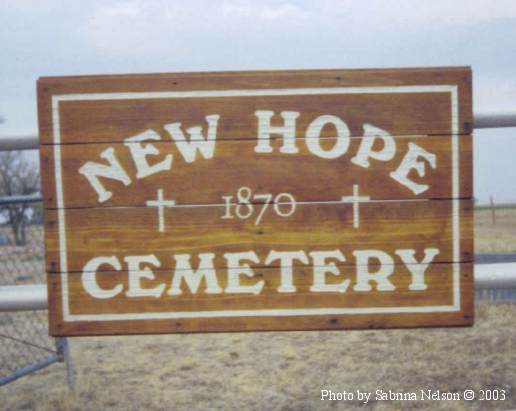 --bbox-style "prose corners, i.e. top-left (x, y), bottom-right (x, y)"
top-left (0, 151), bottom-right (40, 245)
